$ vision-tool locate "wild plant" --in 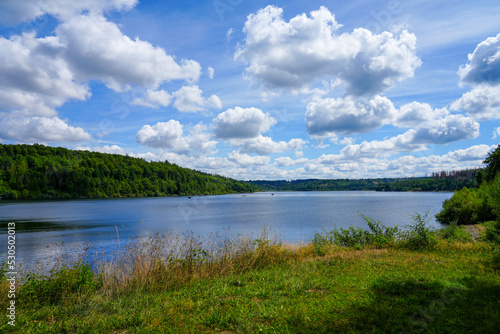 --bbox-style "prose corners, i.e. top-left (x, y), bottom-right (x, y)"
top-left (436, 220), bottom-right (472, 242)
top-left (400, 212), bottom-right (437, 250)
